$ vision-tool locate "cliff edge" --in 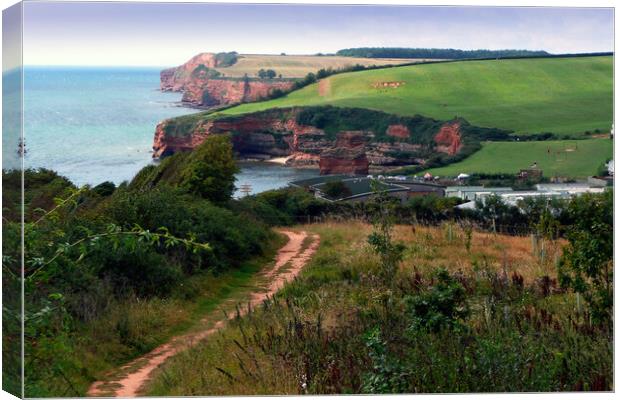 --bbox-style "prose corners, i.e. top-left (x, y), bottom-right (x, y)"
top-left (161, 52), bottom-right (295, 107)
